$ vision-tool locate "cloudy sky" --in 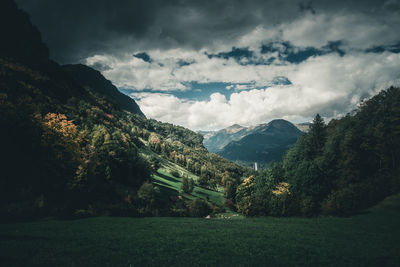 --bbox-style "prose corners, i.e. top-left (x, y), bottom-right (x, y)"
top-left (16, 0), bottom-right (400, 130)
